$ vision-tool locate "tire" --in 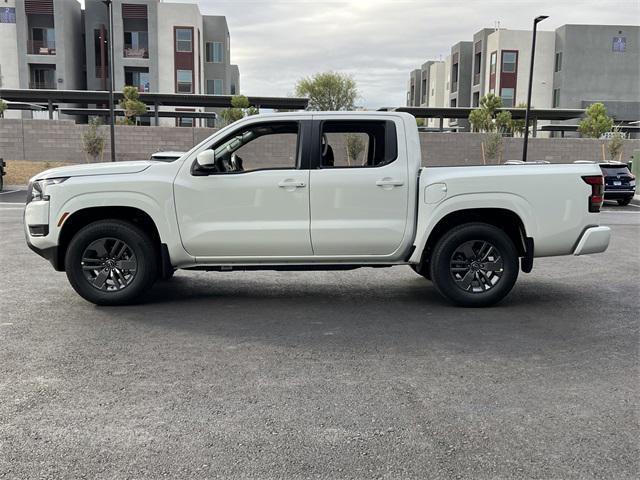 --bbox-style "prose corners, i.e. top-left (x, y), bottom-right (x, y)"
top-left (429, 223), bottom-right (519, 307)
top-left (617, 197), bottom-right (632, 206)
top-left (65, 219), bottom-right (158, 305)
